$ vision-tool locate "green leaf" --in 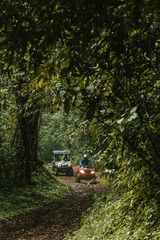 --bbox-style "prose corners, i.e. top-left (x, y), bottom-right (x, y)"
top-left (117, 118), bottom-right (124, 124)
top-left (91, 124), bottom-right (98, 140)
top-left (128, 112), bottom-right (138, 122)
top-left (130, 106), bottom-right (137, 115)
